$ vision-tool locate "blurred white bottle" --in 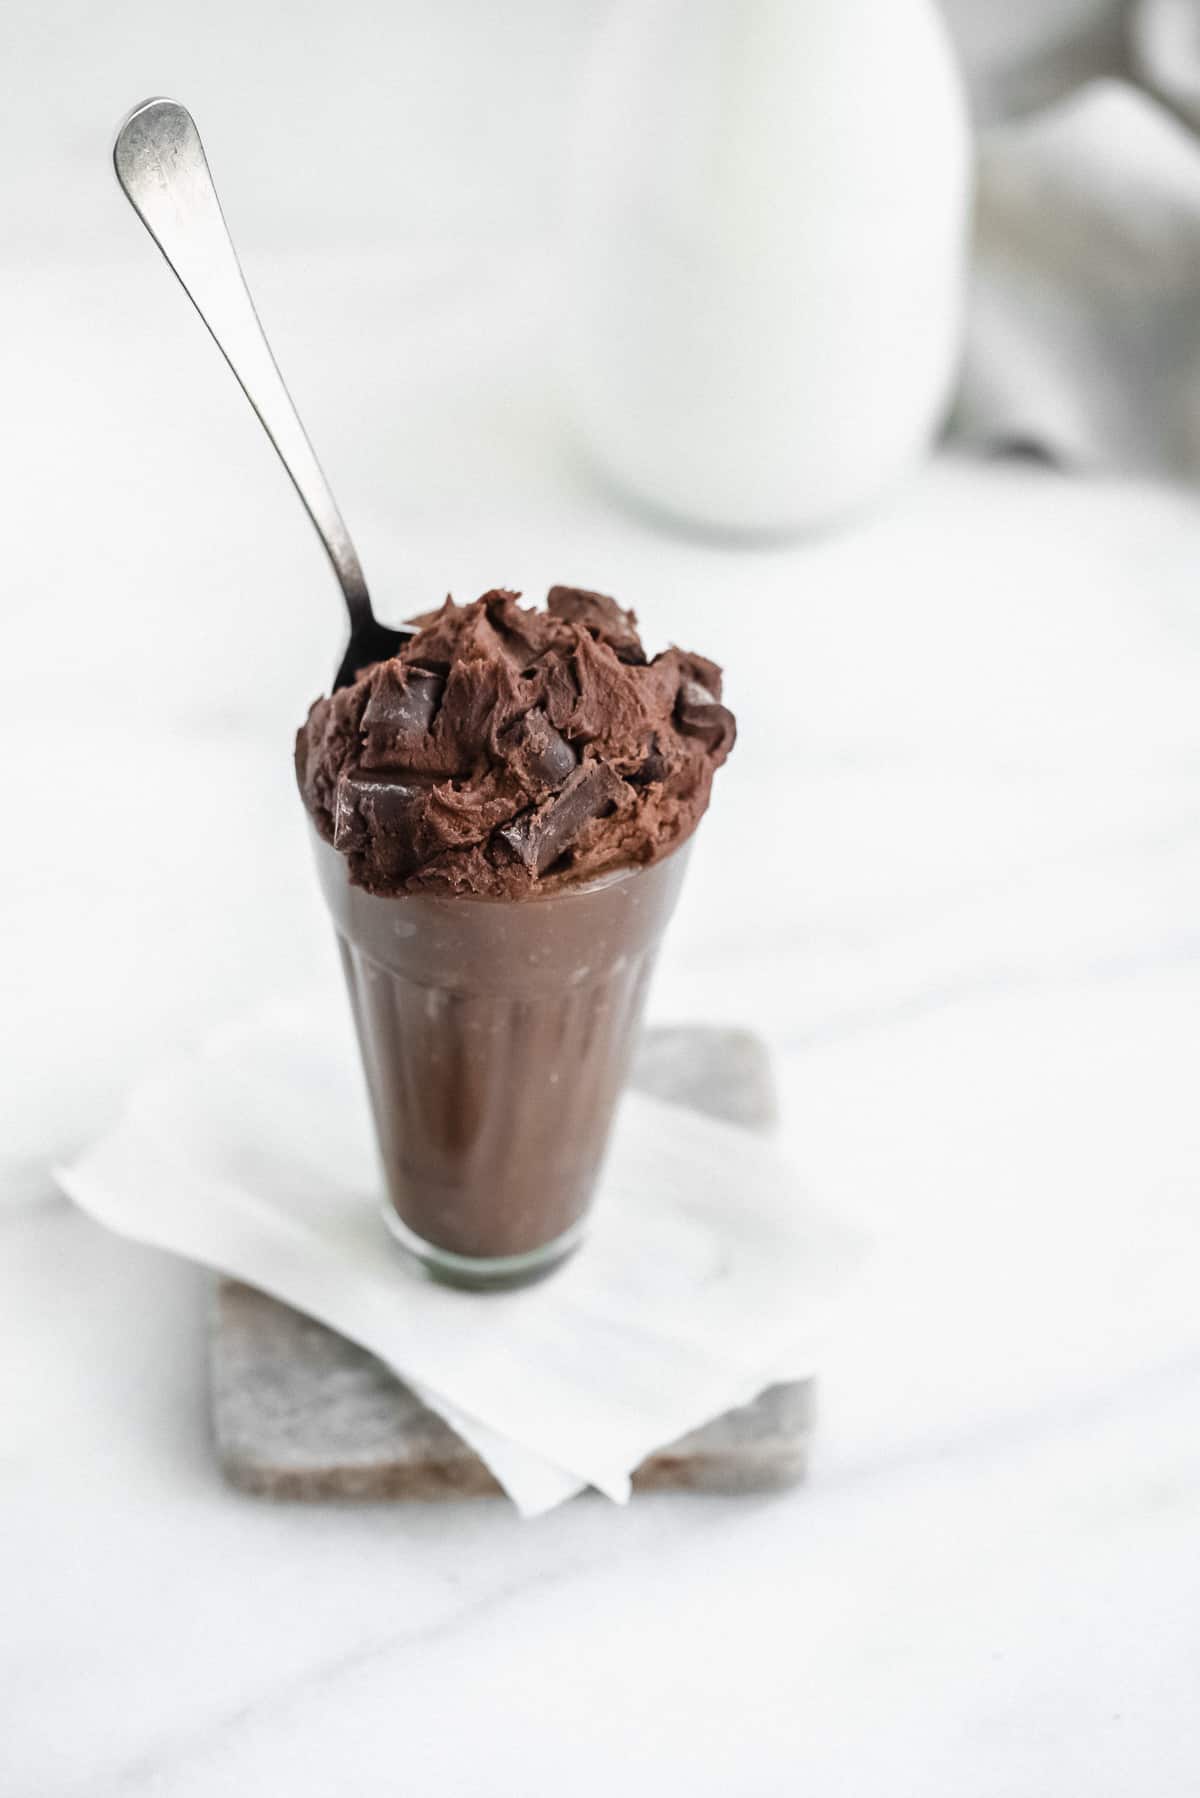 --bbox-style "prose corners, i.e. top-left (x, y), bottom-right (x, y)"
top-left (562, 0), bottom-right (971, 535)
